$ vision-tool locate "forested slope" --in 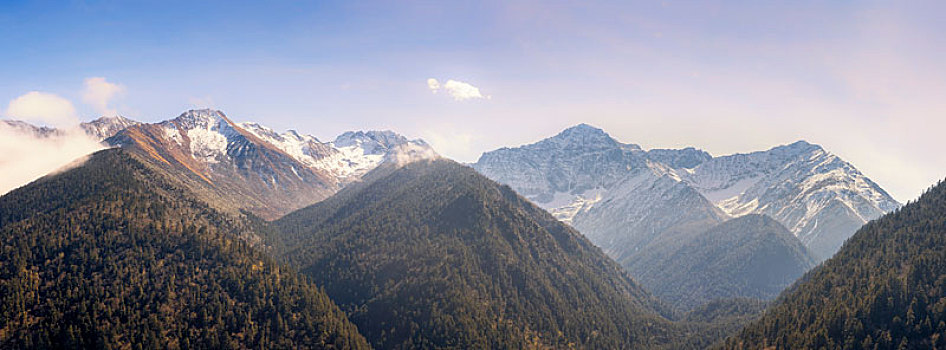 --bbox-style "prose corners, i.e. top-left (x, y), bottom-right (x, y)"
top-left (274, 160), bottom-right (681, 349)
top-left (723, 179), bottom-right (946, 349)
top-left (0, 149), bottom-right (368, 349)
